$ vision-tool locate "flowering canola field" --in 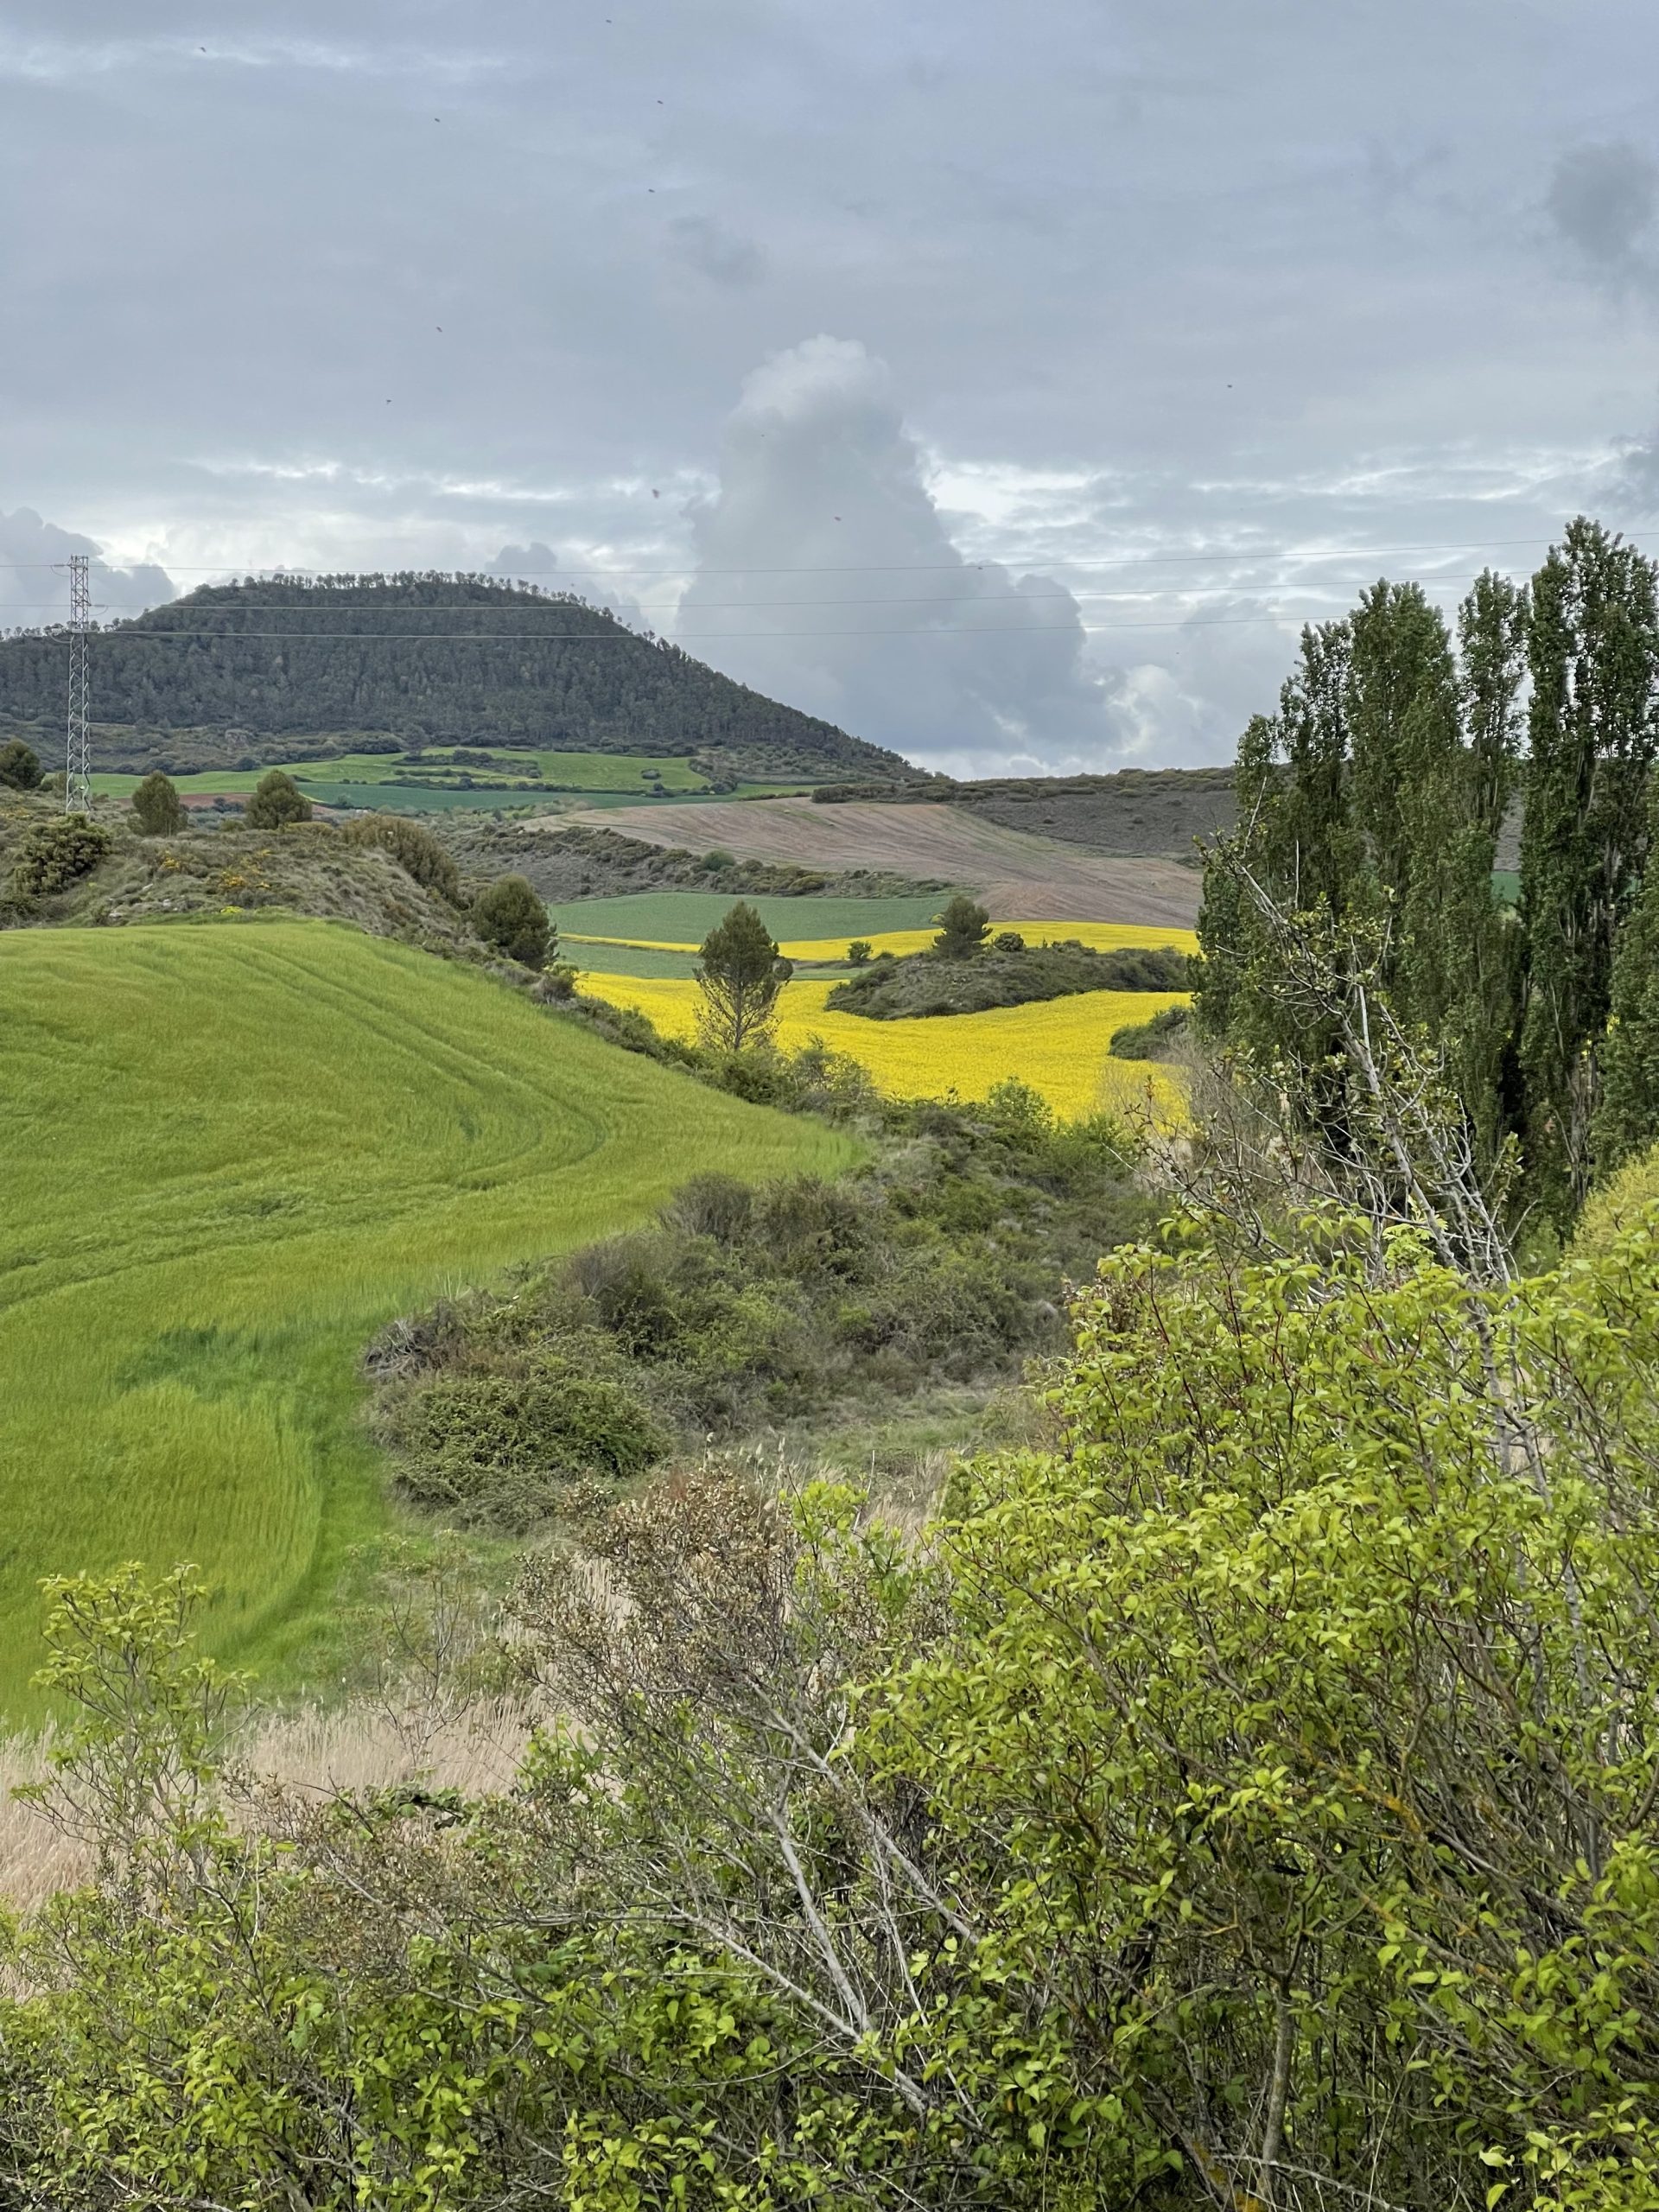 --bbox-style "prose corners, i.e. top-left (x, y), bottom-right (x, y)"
top-left (565, 918), bottom-right (1201, 963)
top-left (574, 969), bottom-right (1189, 1123)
